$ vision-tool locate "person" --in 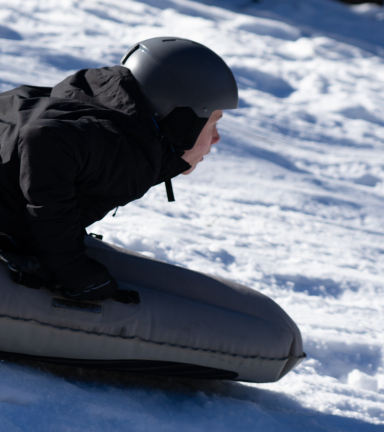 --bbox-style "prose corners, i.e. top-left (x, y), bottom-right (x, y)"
top-left (0, 37), bottom-right (238, 301)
